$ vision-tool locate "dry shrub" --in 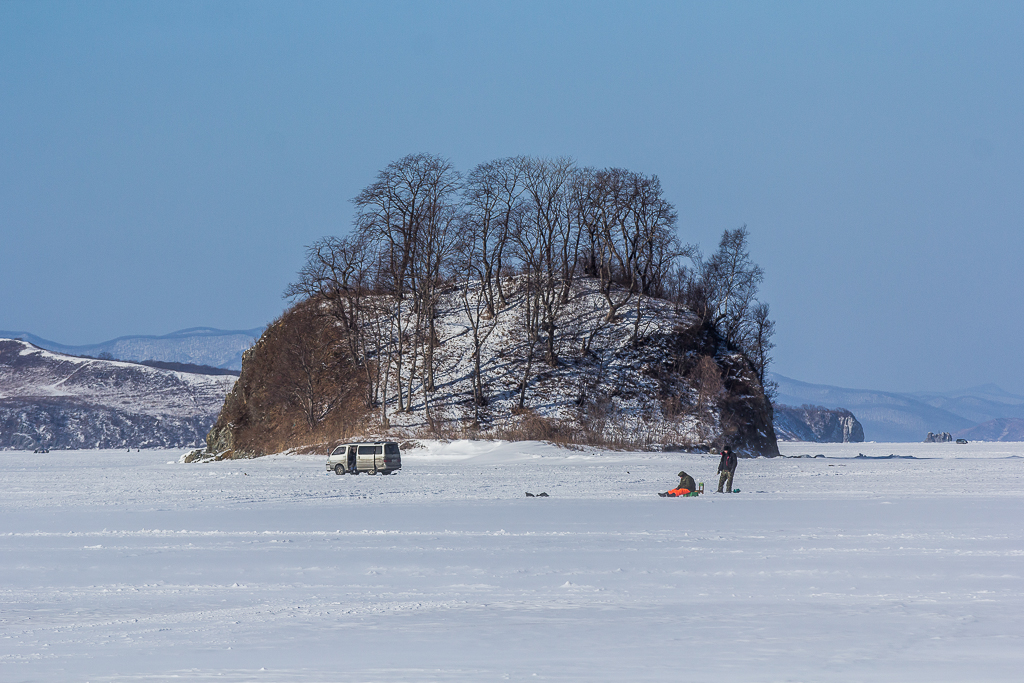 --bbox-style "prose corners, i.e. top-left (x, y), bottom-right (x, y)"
top-left (492, 410), bottom-right (581, 446)
top-left (210, 302), bottom-right (373, 457)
